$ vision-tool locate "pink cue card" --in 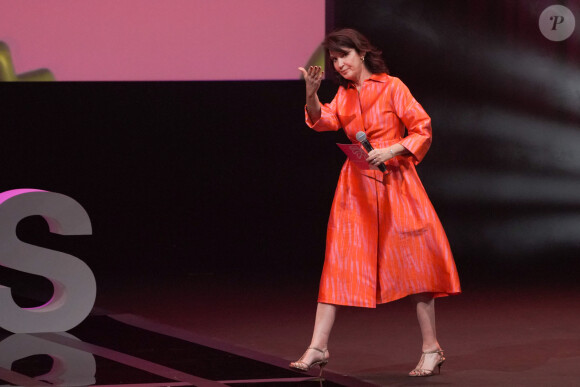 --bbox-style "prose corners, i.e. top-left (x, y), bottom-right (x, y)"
top-left (336, 143), bottom-right (379, 171)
